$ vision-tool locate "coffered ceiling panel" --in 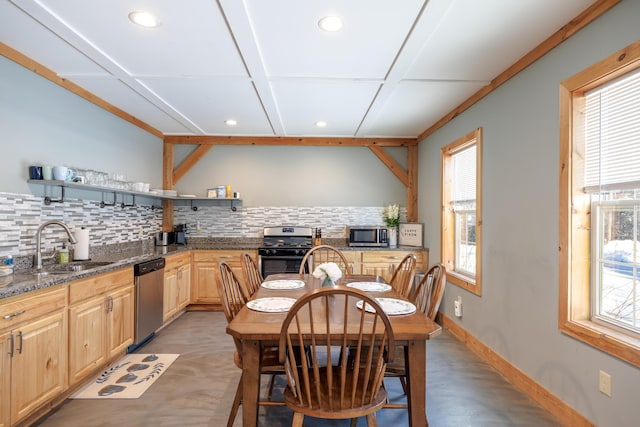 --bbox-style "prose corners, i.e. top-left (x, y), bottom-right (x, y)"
top-left (270, 79), bottom-right (381, 136)
top-left (68, 76), bottom-right (195, 135)
top-left (242, 0), bottom-right (426, 79)
top-left (1, 0), bottom-right (599, 138)
top-left (139, 77), bottom-right (275, 135)
top-left (359, 80), bottom-right (488, 138)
